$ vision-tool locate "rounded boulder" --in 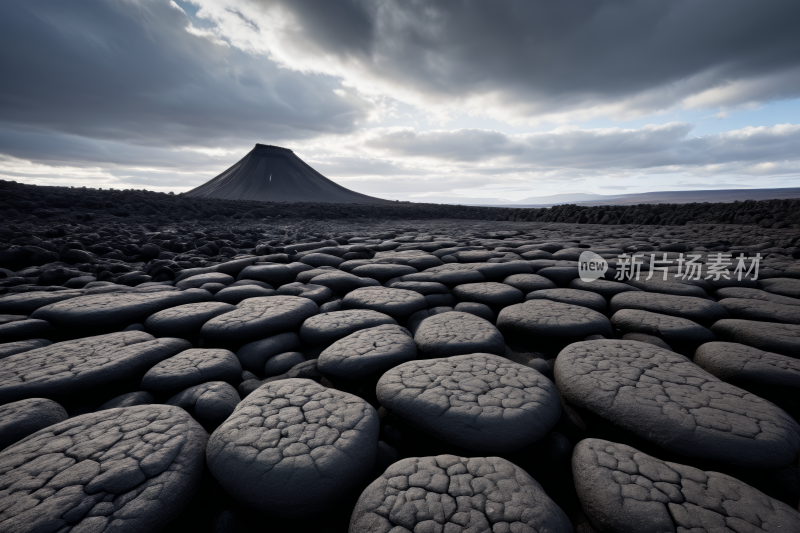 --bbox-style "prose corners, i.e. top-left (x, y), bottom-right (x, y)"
top-left (503, 273), bottom-right (557, 294)
top-left (213, 285), bottom-right (277, 305)
top-left (573, 438), bottom-right (800, 533)
top-left (201, 296), bottom-right (318, 345)
top-left (377, 353), bottom-right (561, 452)
top-left (175, 272), bottom-right (234, 290)
top-left (0, 331), bottom-right (190, 404)
top-left (141, 348), bottom-right (242, 392)
top-left (497, 300), bottom-right (612, 349)
top-left (350, 455), bottom-right (572, 533)
top-left (300, 310), bottom-right (397, 346)
top-left (451, 282), bottom-right (523, 308)
top-left (166, 381), bottom-right (240, 428)
top-left (144, 301), bottom-right (236, 338)
top-left (610, 292), bottom-right (729, 327)
top-left (525, 288), bottom-right (607, 313)
top-left (0, 404), bottom-right (208, 533)
top-left (611, 309), bottom-right (715, 344)
top-left (342, 287), bottom-right (427, 320)
top-left (318, 324), bottom-right (416, 380)
top-left (350, 263), bottom-right (418, 283)
top-left (276, 282), bottom-right (333, 304)
top-left (0, 398), bottom-right (68, 451)
top-left (414, 311), bottom-right (504, 358)
top-left (206, 379), bottom-right (379, 518)
top-left (555, 340), bottom-right (800, 468)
